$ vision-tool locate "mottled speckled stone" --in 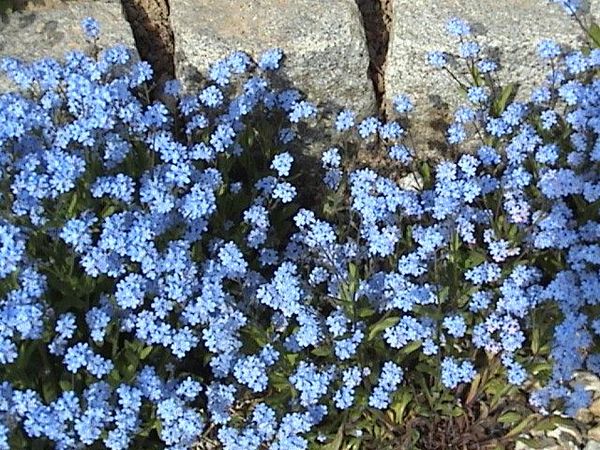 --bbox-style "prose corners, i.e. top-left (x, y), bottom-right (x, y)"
top-left (384, 0), bottom-right (600, 157)
top-left (170, 0), bottom-right (376, 118)
top-left (0, 1), bottom-right (137, 91)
